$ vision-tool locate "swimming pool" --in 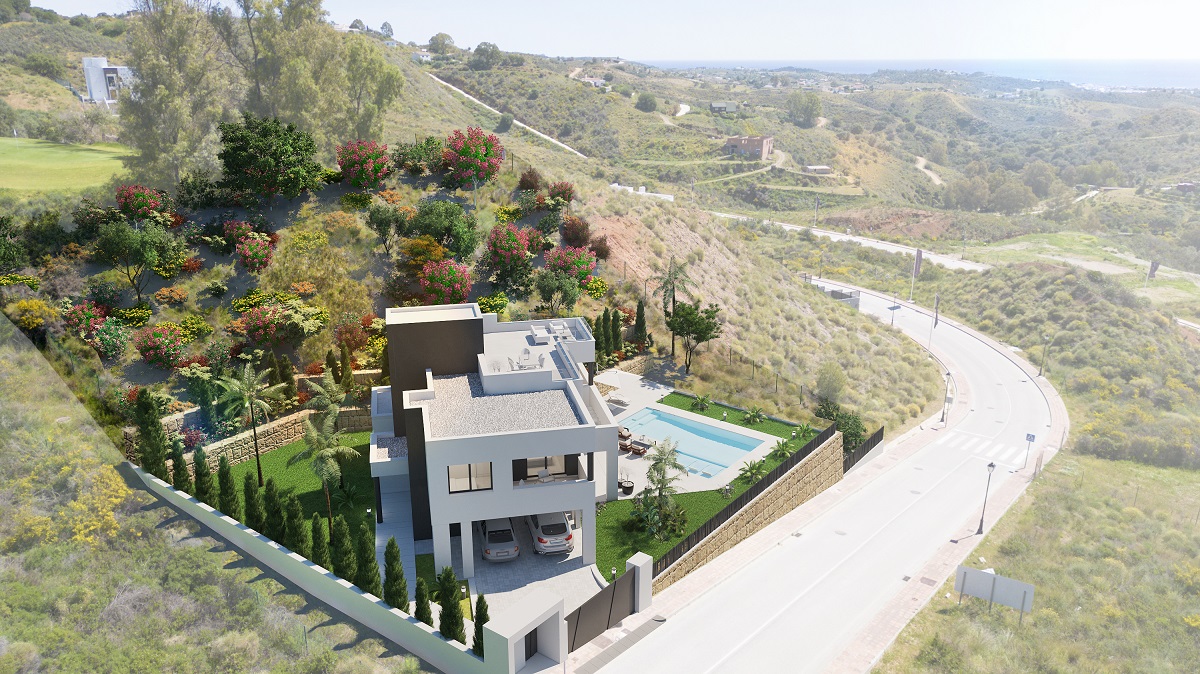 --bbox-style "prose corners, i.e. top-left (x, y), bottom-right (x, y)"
top-left (622, 407), bottom-right (764, 477)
